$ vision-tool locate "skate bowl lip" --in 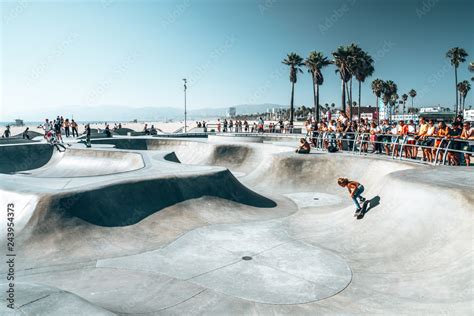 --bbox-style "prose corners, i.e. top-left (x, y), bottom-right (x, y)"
top-left (14, 147), bottom-right (147, 178)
